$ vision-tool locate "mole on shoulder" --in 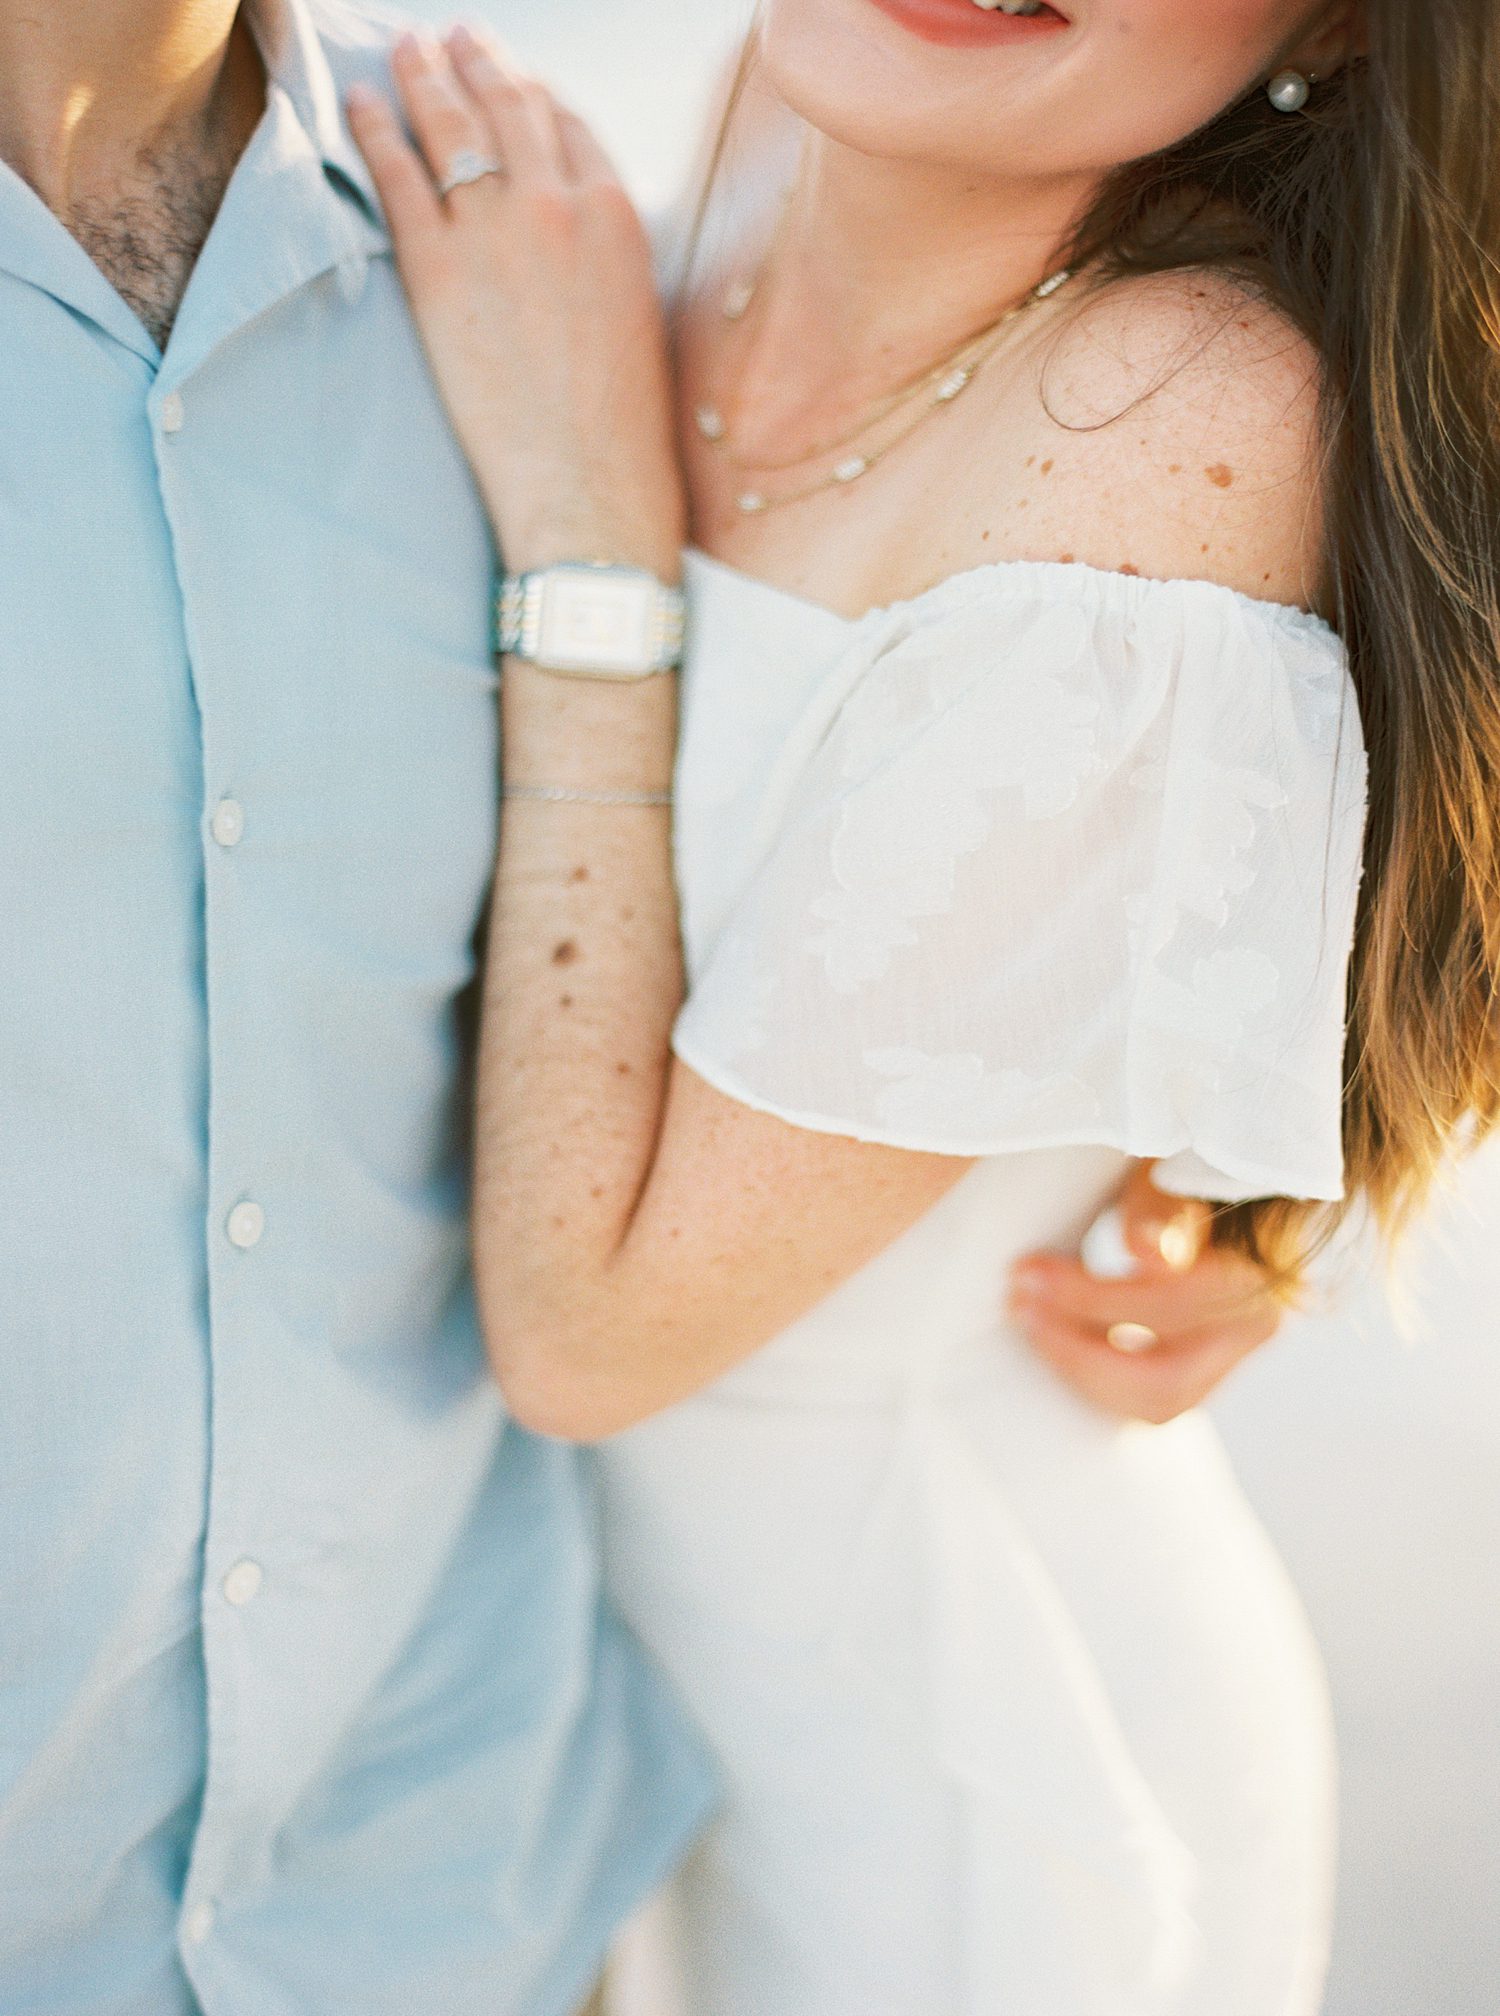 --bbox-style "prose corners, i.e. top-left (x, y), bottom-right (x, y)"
top-left (569, 864), bottom-right (590, 884)
top-left (1040, 458), bottom-right (1054, 475)
top-left (552, 939), bottom-right (579, 966)
top-left (1205, 463), bottom-right (1235, 489)
top-left (1119, 562), bottom-right (1141, 576)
